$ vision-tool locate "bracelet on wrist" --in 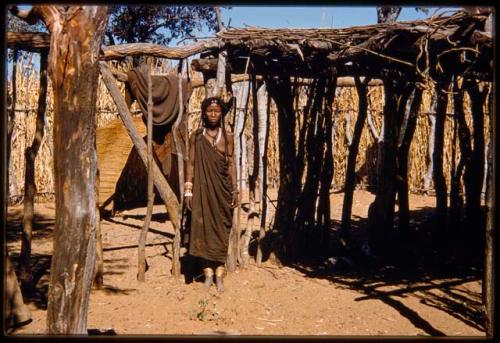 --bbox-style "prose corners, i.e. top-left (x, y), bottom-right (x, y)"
top-left (184, 191), bottom-right (193, 197)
